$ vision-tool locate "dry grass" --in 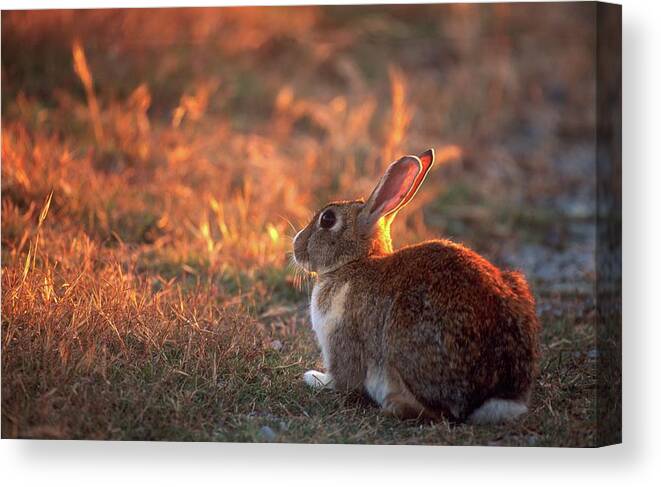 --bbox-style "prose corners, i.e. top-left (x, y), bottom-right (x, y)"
top-left (2, 4), bottom-right (598, 445)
